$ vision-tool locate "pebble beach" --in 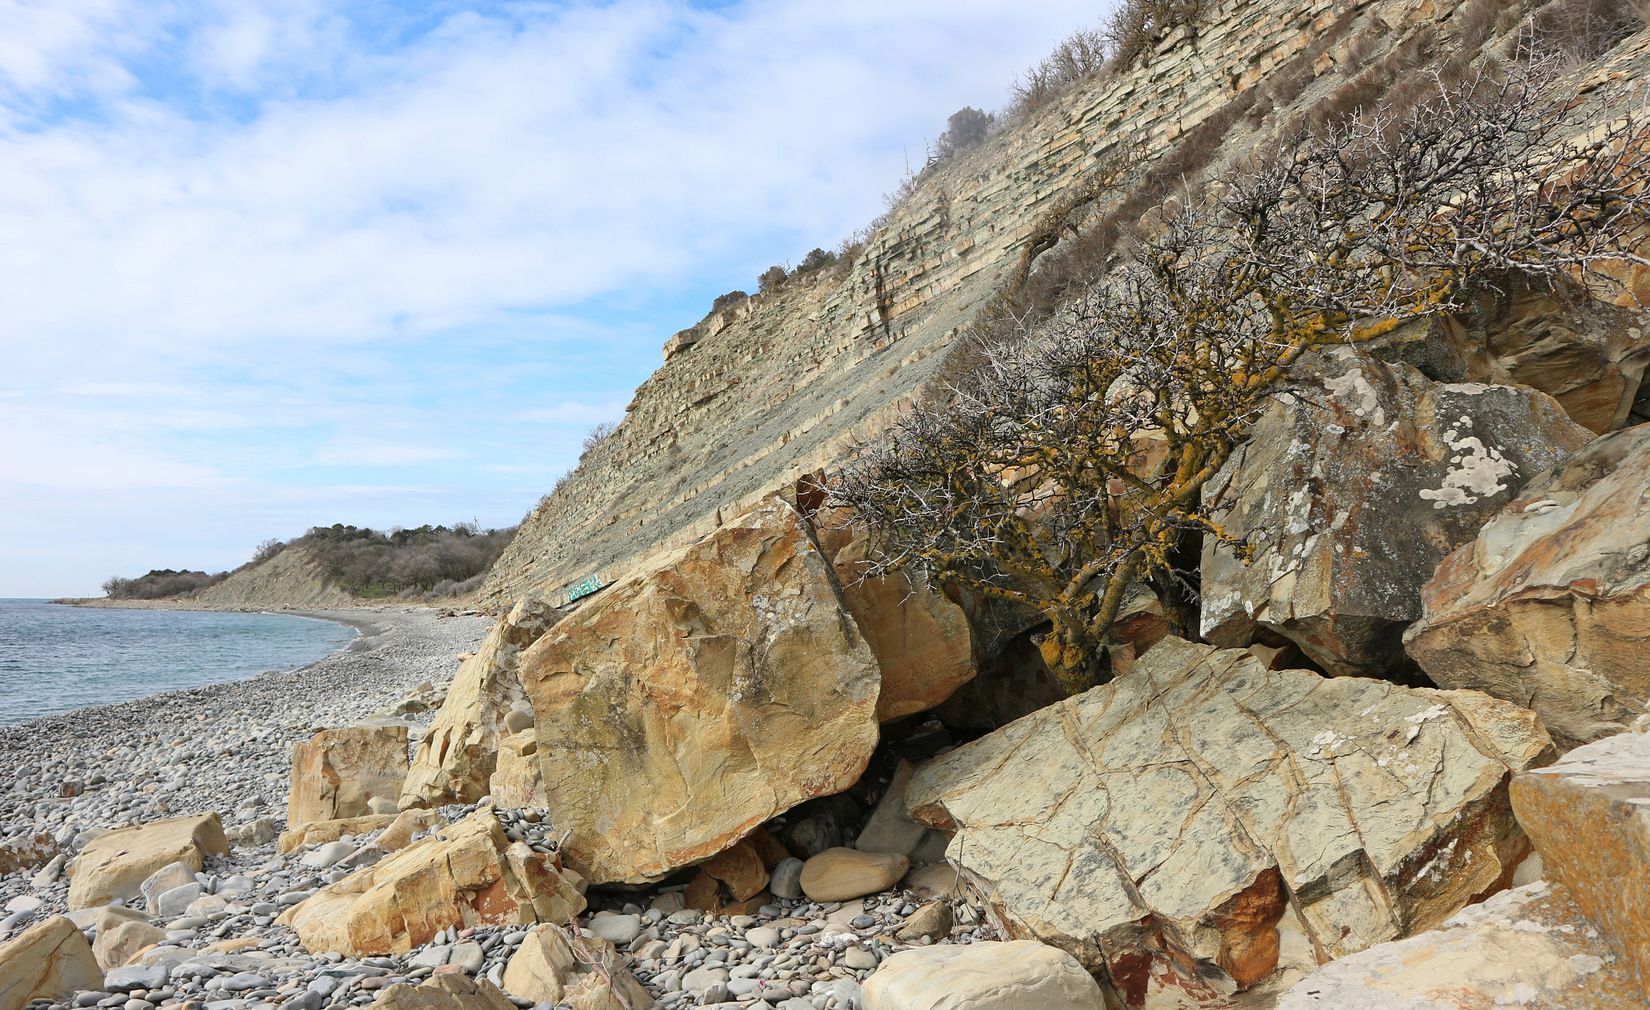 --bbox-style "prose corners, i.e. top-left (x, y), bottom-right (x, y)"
top-left (0, 608), bottom-right (999, 1010)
